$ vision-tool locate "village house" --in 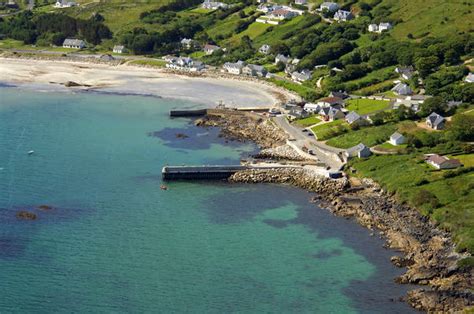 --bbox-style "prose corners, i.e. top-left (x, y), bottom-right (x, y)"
top-left (257, 4), bottom-right (282, 13)
top-left (112, 45), bottom-right (127, 54)
top-left (368, 22), bottom-right (392, 33)
top-left (62, 39), bottom-right (86, 49)
top-left (201, 0), bottom-right (229, 10)
top-left (288, 106), bottom-right (309, 120)
top-left (223, 60), bottom-right (246, 75)
top-left (368, 24), bottom-right (378, 32)
top-left (389, 132), bottom-right (406, 146)
top-left (203, 44), bottom-right (221, 55)
top-left (275, 54), bottom-right (290, 65)
top-left (426, 112), bottom-right (446, 130)
top-left (303, 103), bottom-right (321, 113)
top-left (181, 38), bottom-right (199, 50)
top-left (242, 64), bottom-right (268, 77)
top-left (392, 82), bottom-right (413, 96)
top-left (257, 0), bottom-right (267, 3)
top-left (345, 143), bottom-right (372, 159)
top-left (329, 91), bottom-right (350, 100)
top-left (166, 57), bottom-right (204, 72)
top-left (54, 0), bottom-right (76, 8)
top-left (268, 9), bottom-right (298, 20)
top-left (465, 73), bottom-right (474, 83)
top-left (334, 10), bottom-right (354, 22)
top-left (317, 96), bottom-right (345, 109)
top-left (291, 69), bottom-right (312, 83)
top-left (319, 107), bottom-right (345, 121)
top-left (318, 2), bottom-right (339, 12)
top-left (259, 44), bottom-right (271, 54)
top-left (425, 154), bottom-right (462, 170)
top-left (295, 0), bottom-right (308, 5)
top-left (395, 66), bottom-right (414, 80)
top-left (345, 111), bottom-right (369, 127)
